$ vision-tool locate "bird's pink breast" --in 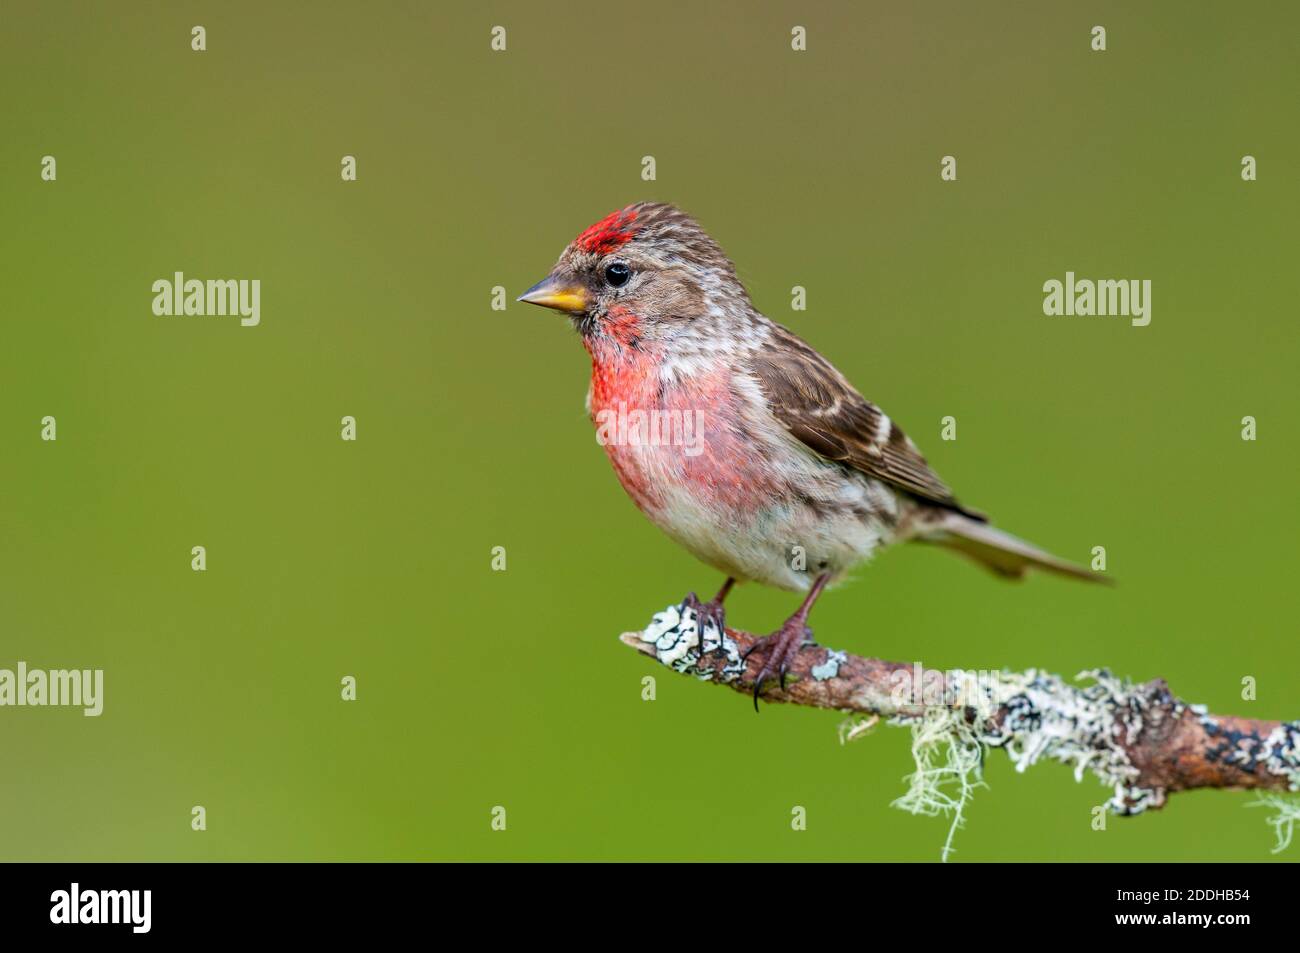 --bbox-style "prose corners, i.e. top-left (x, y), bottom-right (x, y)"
top-left (586, 337), bottom-right (778, 518)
